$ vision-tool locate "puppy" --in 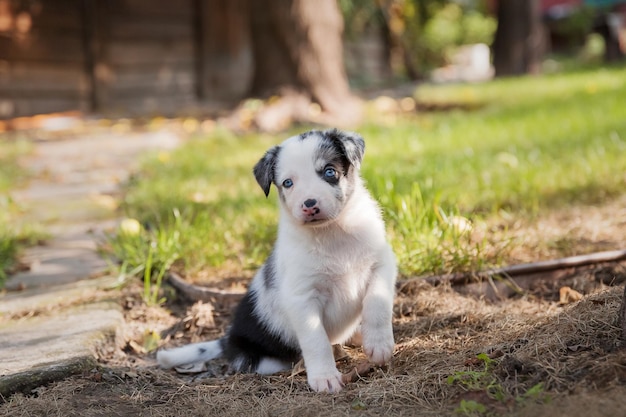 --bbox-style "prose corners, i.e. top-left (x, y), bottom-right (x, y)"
top-left (157, 129), bottom-right (397, 393)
